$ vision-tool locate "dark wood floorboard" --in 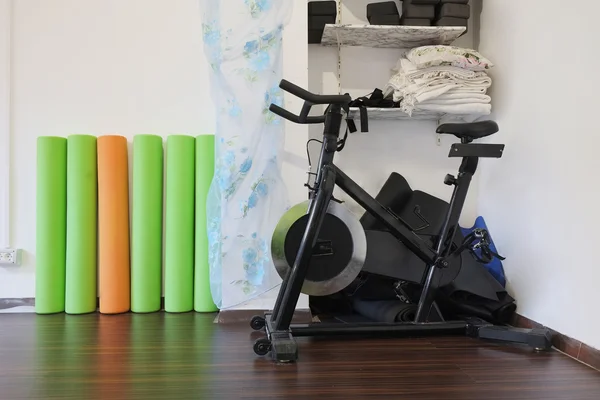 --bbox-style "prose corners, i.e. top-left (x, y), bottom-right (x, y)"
top-left (0, 313), bottom-right (598, 399)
